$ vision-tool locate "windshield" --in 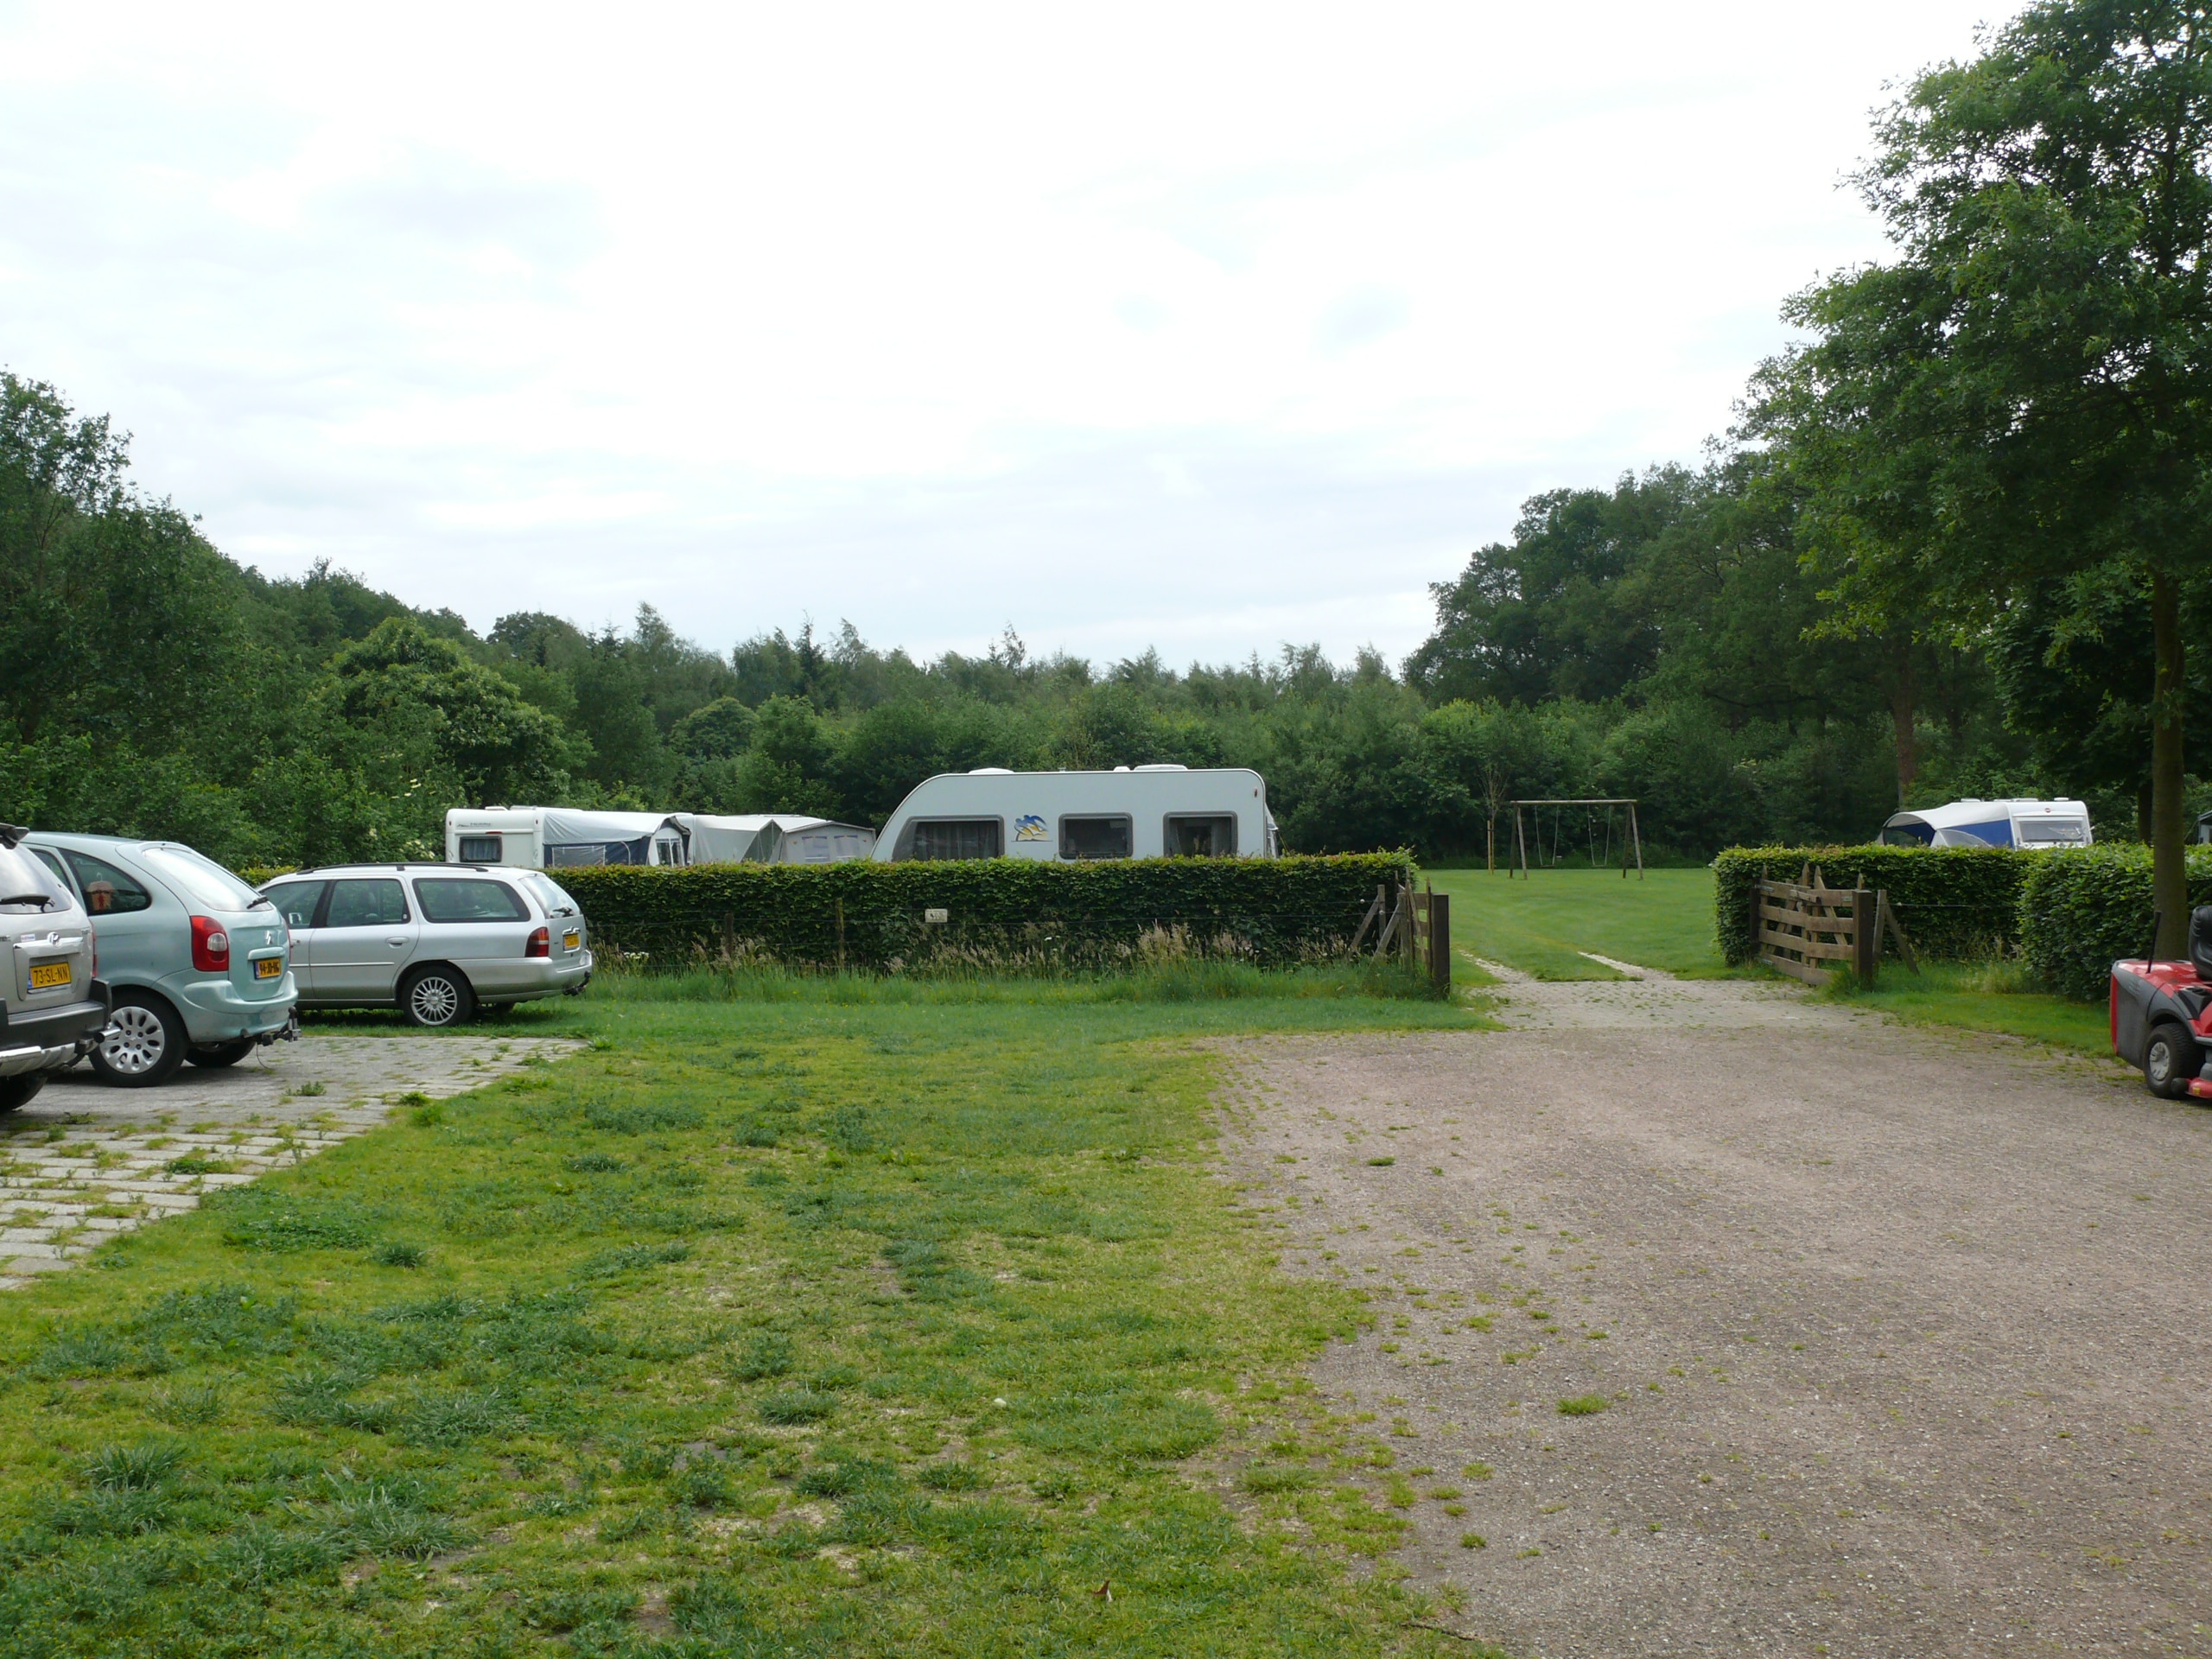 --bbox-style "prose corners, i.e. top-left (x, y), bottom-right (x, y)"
top-left (139, 844), bottom-right (270, 912)
top-left (0, 842), bottom-right (66, 910)
top-left (520, 873), bottom-right (578, 916)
